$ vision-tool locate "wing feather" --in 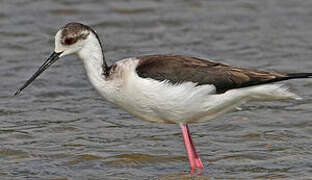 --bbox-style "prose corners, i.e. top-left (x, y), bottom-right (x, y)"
top-left (135, 55), bottom-right (287, 93)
